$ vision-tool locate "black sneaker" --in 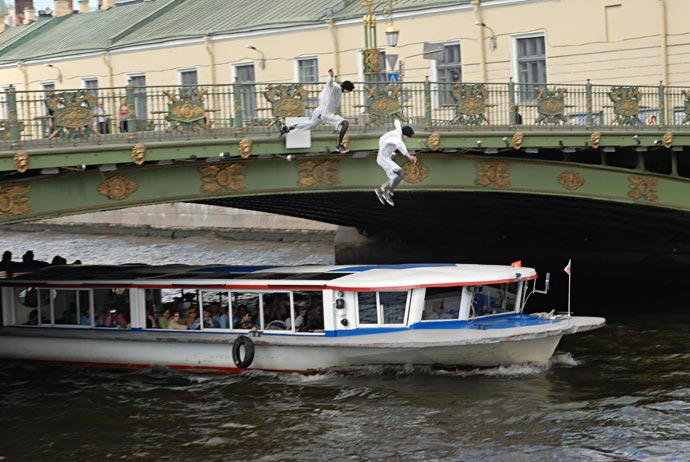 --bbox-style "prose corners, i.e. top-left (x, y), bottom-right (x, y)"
top-left (279, 125), bottom-right (290, 137)
top-left (336, 143), bottom-right (349, 154)
top-left (374, 188), bottom-right (387, 206)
